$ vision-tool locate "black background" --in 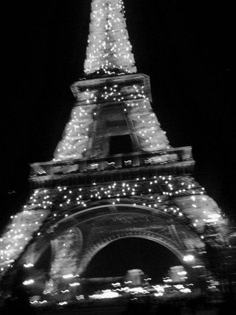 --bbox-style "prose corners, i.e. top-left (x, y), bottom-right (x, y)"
top-left (4, 0), bottom-right (235, 232)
